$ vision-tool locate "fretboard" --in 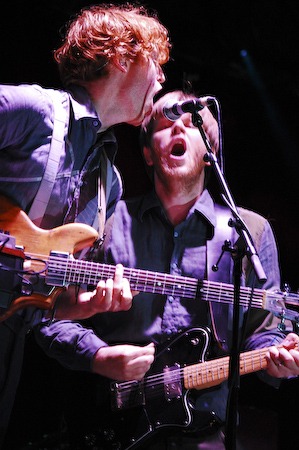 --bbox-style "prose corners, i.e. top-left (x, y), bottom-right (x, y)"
top-left (47, 254), bottom-right (266, 310)
top-left (184, 347), bottom-right (269, 390)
